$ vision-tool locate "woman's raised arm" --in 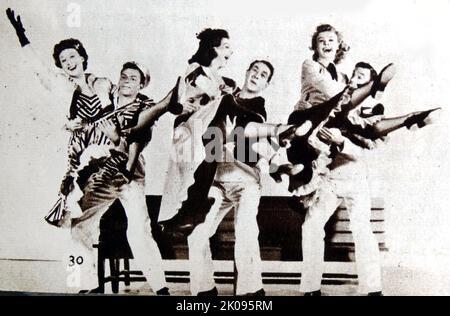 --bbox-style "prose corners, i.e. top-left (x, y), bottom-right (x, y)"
top-left (6, 8), bottom-right (71, 92)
